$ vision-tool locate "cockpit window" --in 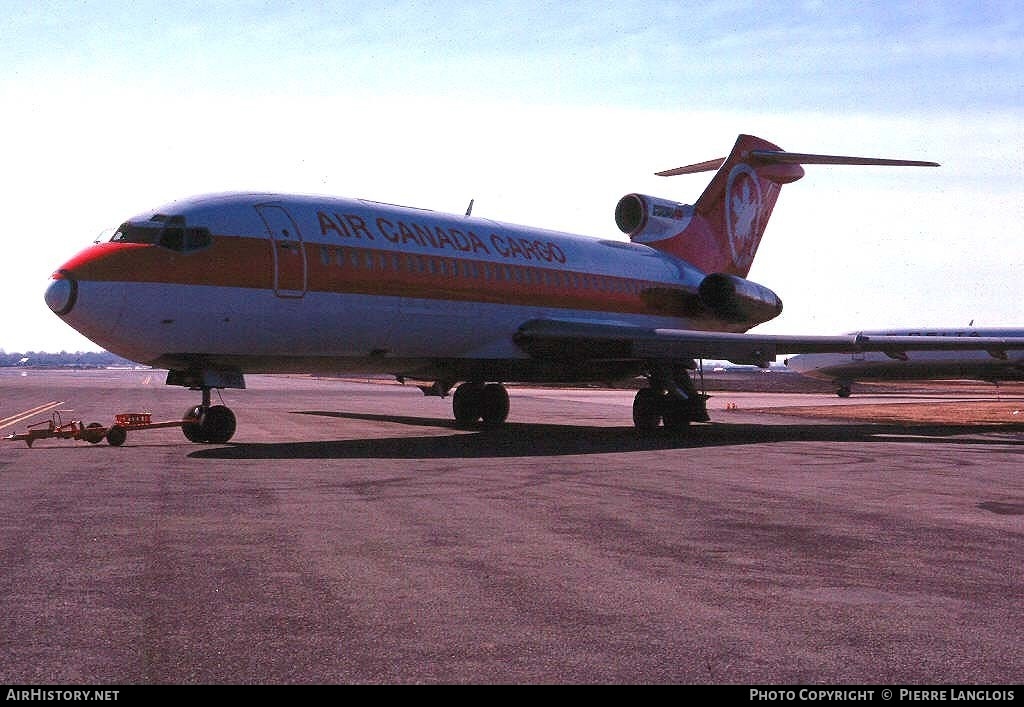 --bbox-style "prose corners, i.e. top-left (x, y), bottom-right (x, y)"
top-left (108, 216), bottom-right (212, 252)
top-left (110, 223), bottom-right (161, 244)
top-left (157, 216), bottom-right (212, 252)
top-left (159, 227), bottom-right (212, 252)
top-left (93, 227), bottom-right (116, 244)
